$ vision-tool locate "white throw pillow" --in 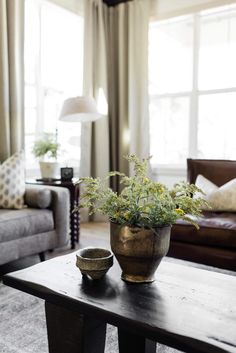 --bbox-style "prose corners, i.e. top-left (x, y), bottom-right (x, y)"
top-left (0, 151), bottom-right (26, 209)
top-left (195, 174), bottom-right (236, 212)
top-left (195, 174), bottom-right (218, 197)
